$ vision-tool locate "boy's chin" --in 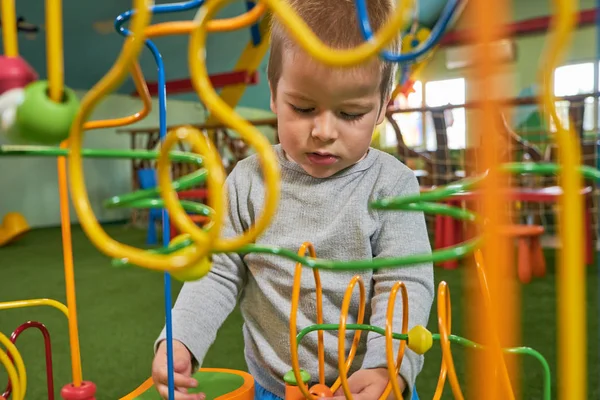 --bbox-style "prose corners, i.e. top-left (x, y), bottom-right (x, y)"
top-left (301, 164), bottom-right (343, 179)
